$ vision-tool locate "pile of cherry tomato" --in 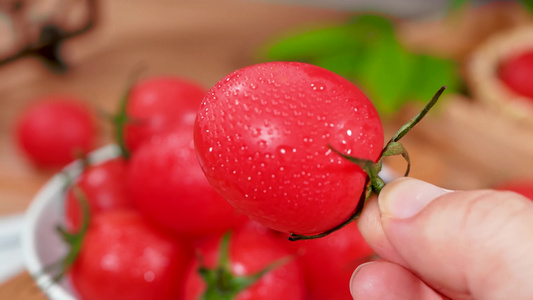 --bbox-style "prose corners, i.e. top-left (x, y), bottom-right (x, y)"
top-left (16, 62), bottom-right (381, 300)
top-left (17, 60), bottom-right (533, 300)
